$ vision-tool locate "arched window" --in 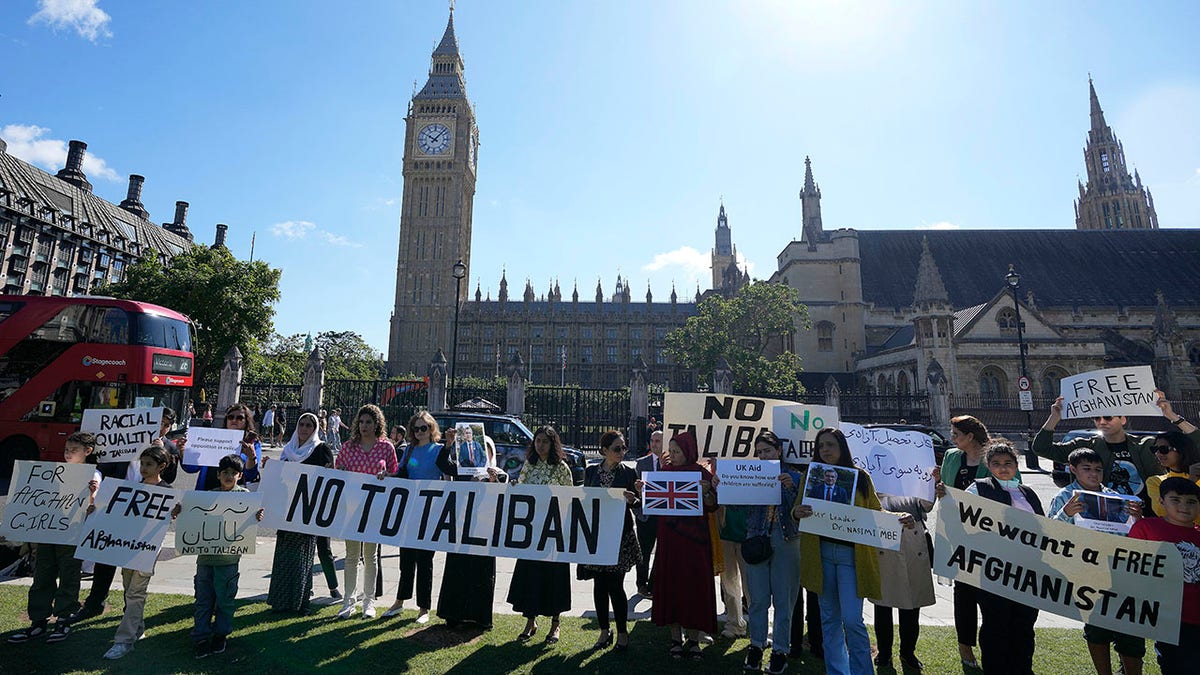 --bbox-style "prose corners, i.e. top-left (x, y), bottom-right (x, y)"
top-left (980, 366), bottom-right (1007, 405)
top-left (897, 370), bottom-right (911, 394)
top-left (817, 321), bottom-right (835, 352)
top-left (996, 308), bottom-right (1017, 332)
top-left (877, 373), bottom-right (888, 394)
top-left (1040, 367), bottom-right (1068, 399)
